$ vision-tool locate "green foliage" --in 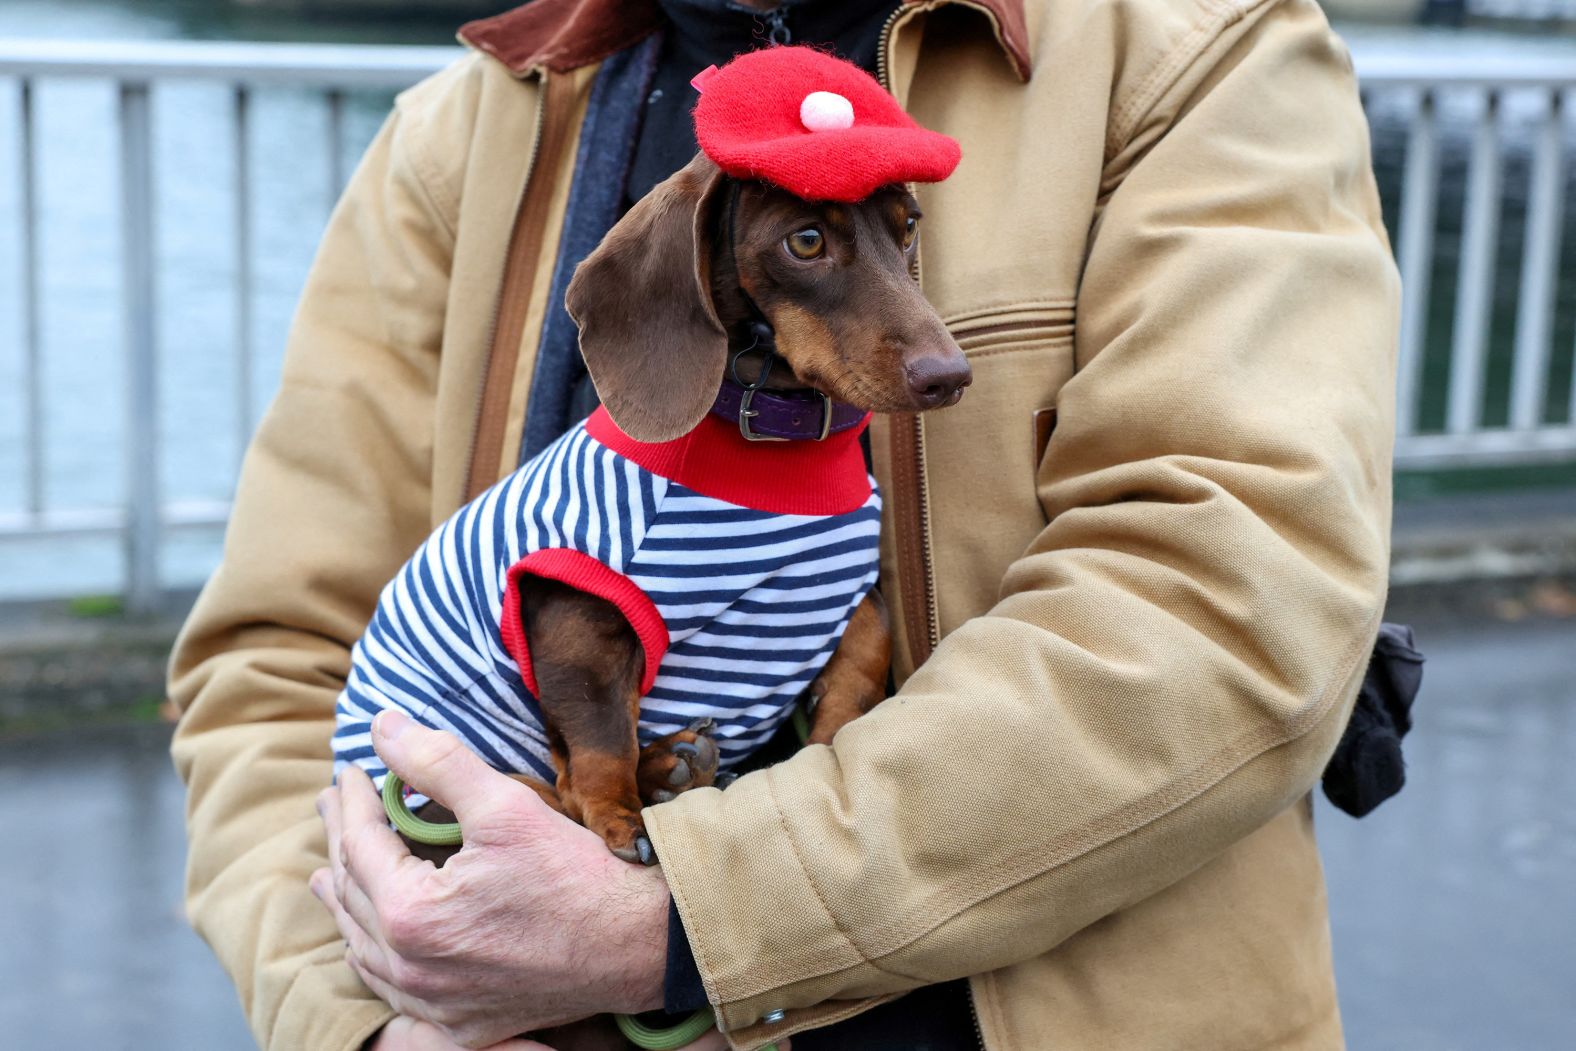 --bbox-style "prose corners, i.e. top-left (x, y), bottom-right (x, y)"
top-left (67, 595), bottom-right (126, 619)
